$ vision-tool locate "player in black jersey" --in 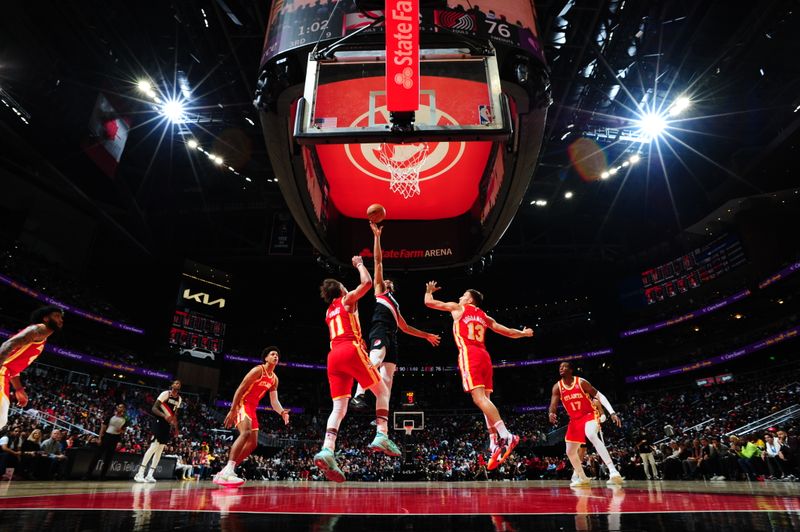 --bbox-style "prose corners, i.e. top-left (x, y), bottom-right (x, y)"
top-left (351, 223), bottom-right (440, 411)
top-left (134, 380), bottom-right (182, 483)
